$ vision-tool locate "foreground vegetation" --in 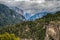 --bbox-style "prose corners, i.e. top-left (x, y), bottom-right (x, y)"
top-left (0, 32), bottom-right (20, 40)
